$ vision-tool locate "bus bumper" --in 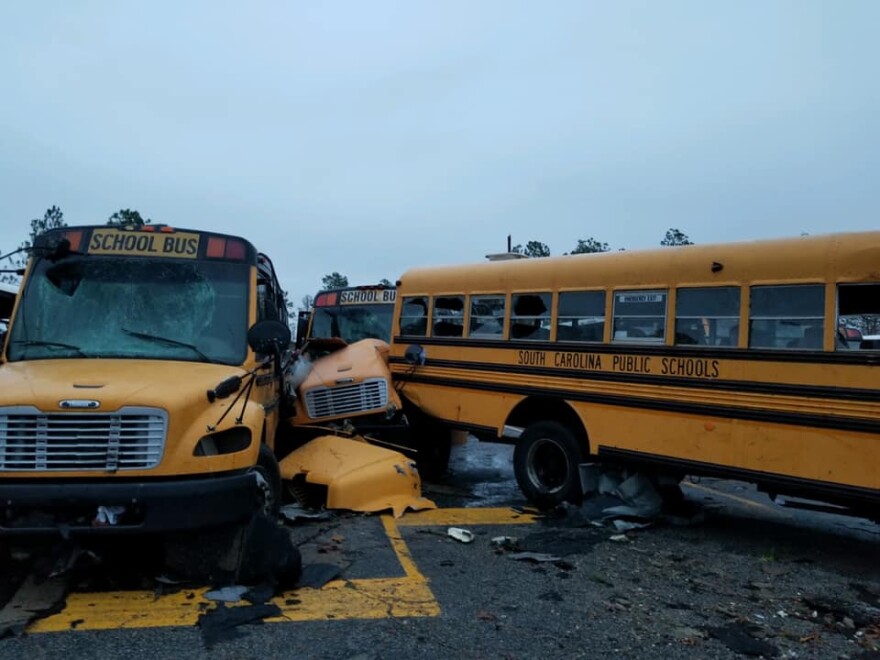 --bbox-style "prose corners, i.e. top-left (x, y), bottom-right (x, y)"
top-left (0, 471), bottom-right (260, 536)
